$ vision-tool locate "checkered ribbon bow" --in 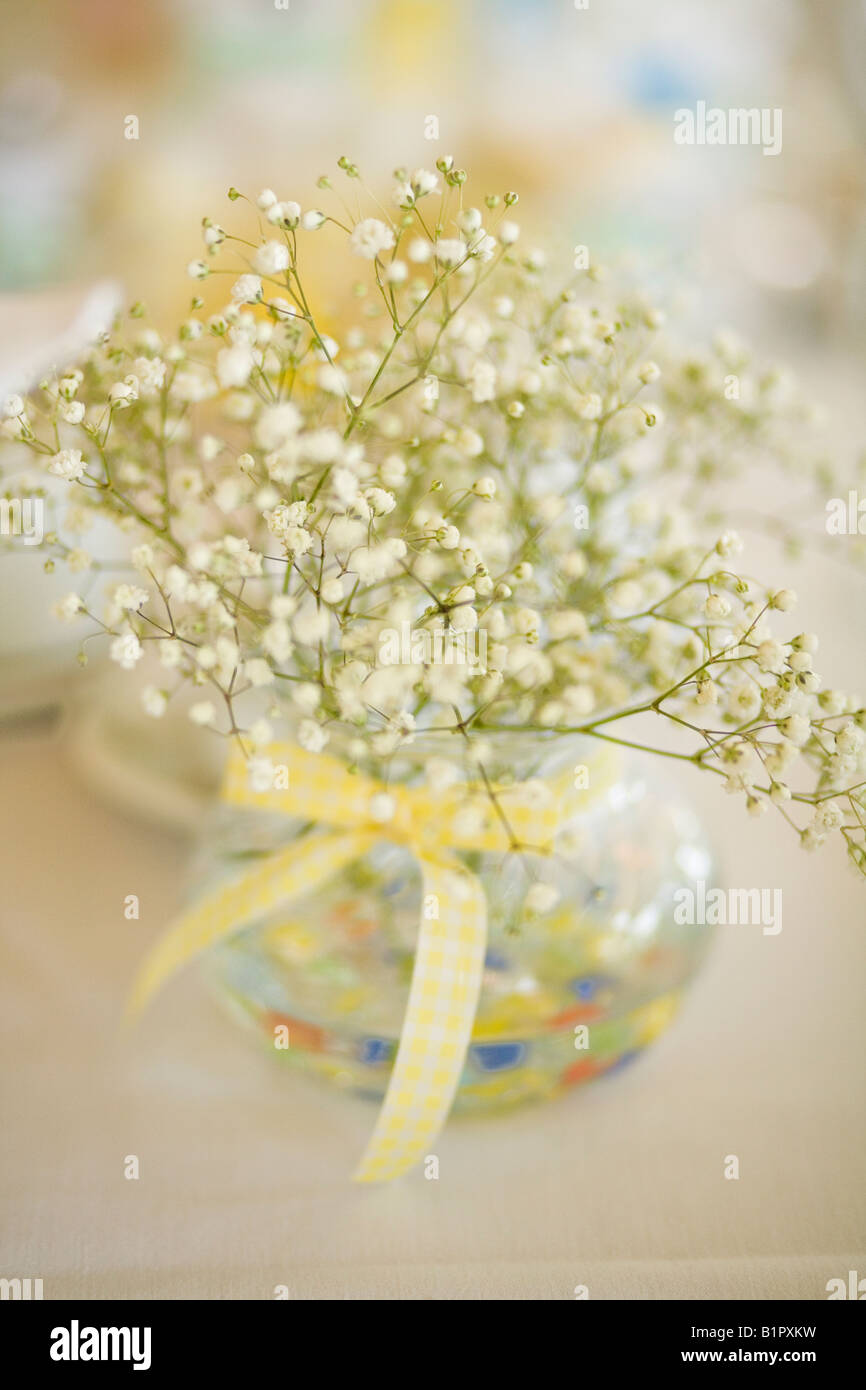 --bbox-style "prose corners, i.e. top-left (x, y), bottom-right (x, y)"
top-left (129, 740), bottom-right (611, 1181)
